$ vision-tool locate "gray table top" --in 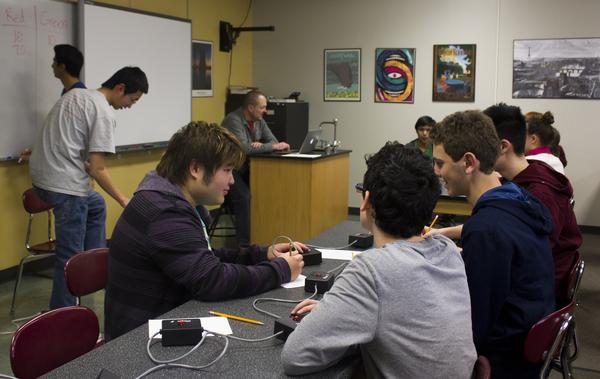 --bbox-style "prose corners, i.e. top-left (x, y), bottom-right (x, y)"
top-left (42, 221), bottom-right (368, 379)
